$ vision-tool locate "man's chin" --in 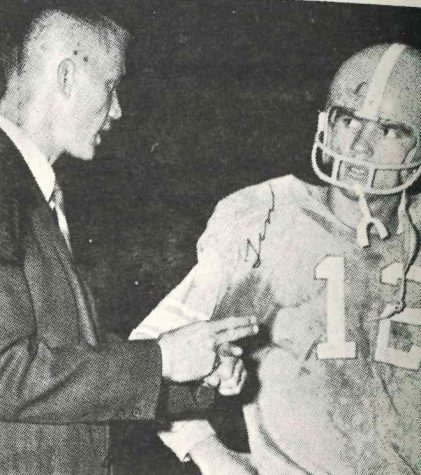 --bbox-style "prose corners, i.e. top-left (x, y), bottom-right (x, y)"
top-left (66, 145), bottom-right (96, 161)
